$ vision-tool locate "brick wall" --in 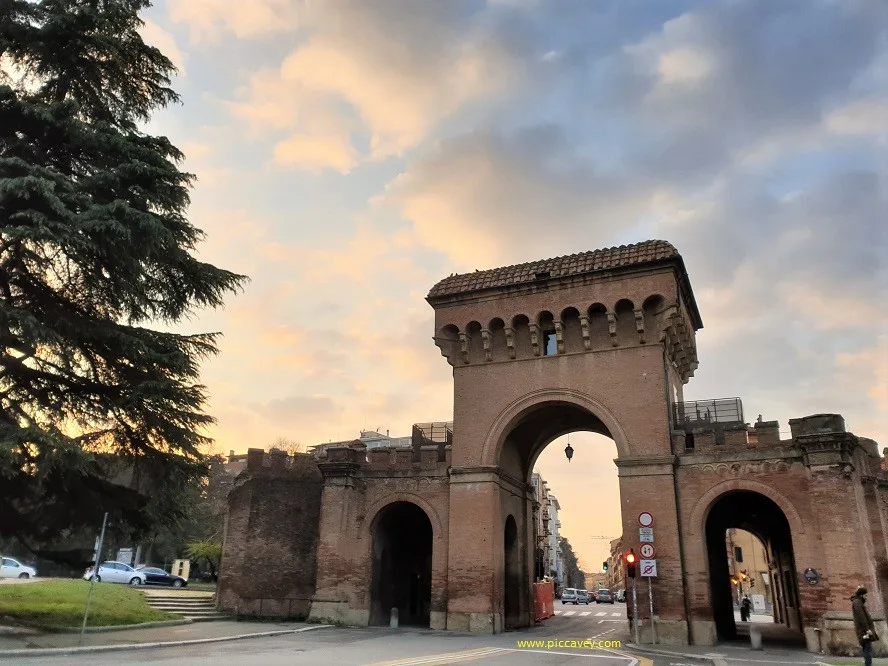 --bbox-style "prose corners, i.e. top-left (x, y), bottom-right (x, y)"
top-left (217, 449), bottom-right (324, 618)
